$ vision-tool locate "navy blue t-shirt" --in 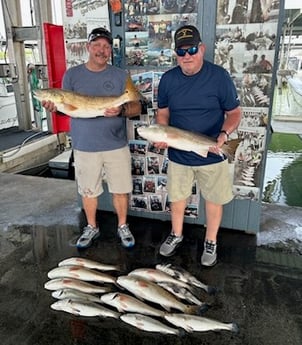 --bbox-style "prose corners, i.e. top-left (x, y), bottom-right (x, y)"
top-left (157, 61), bottom-right (240, 166)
